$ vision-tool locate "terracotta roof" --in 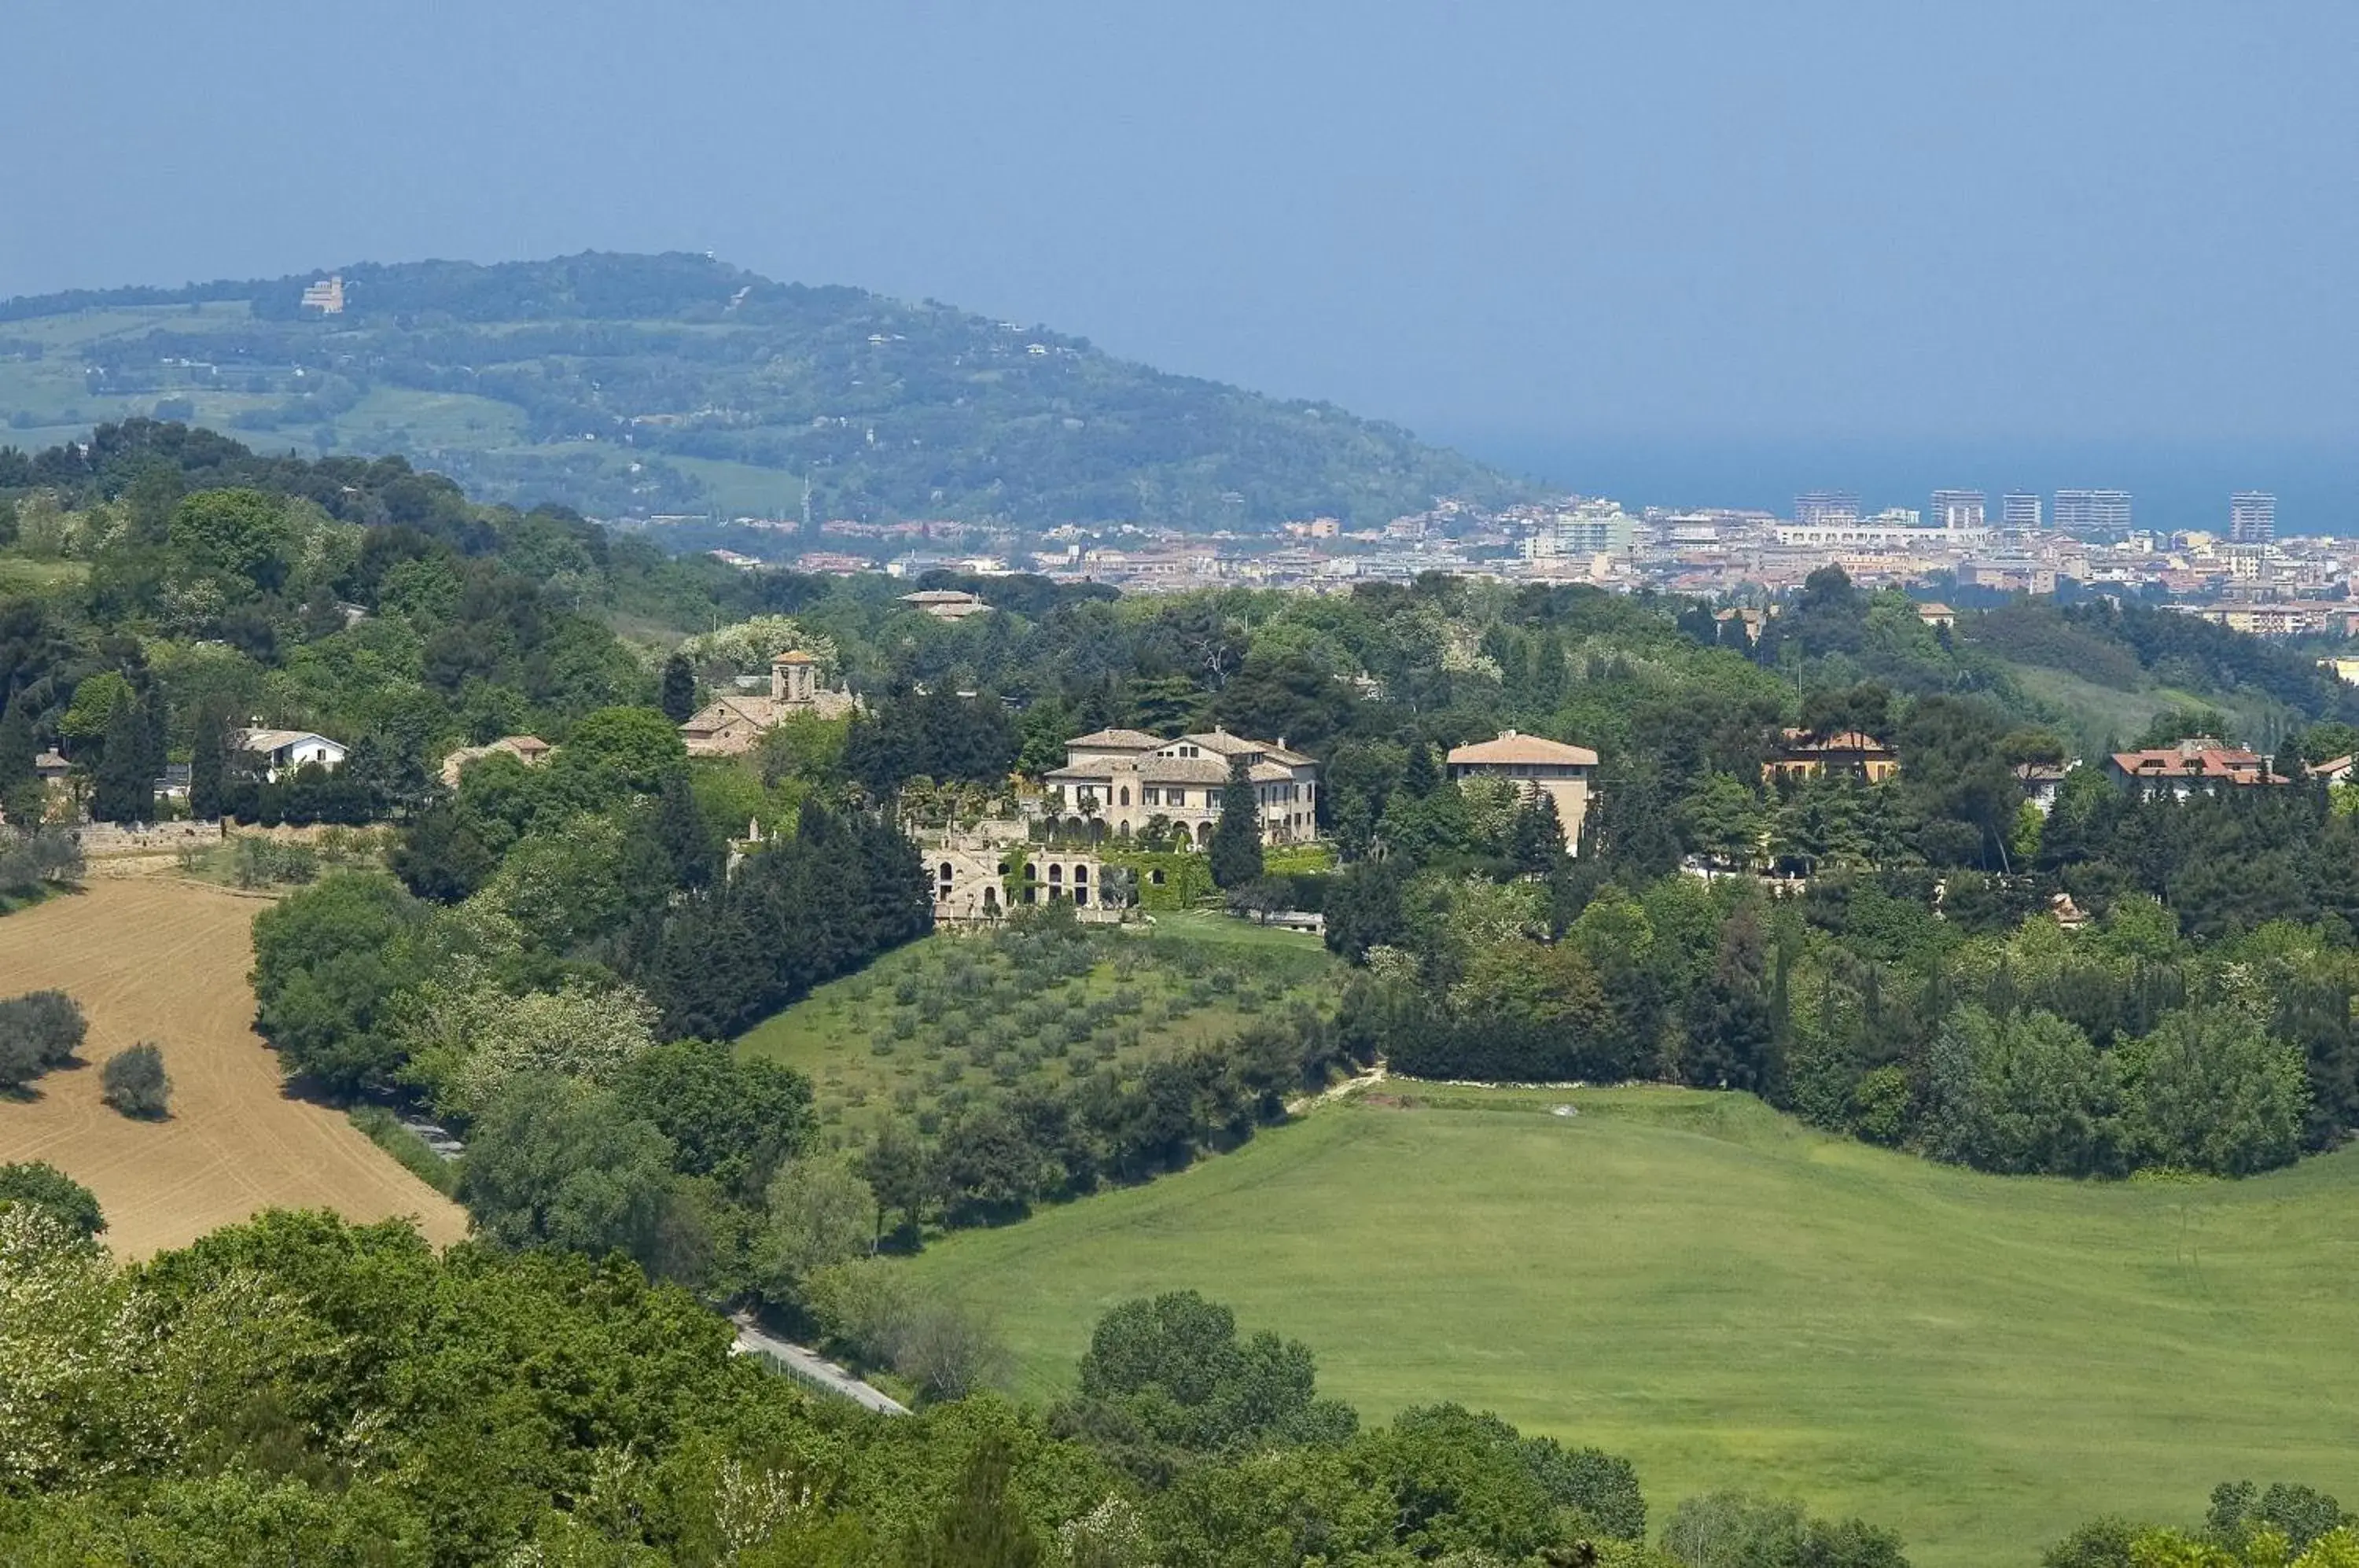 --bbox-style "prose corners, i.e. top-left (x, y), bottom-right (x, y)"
top-left (1446, 730), bottom-right (1599, 767)
top-left (1047, 755), bottom-right (1297, 786)
top-left (772, 650), bottom-right (819, 664)
top-left (1777, 728), bottom-right (1895, 756)
top-left (1065, 727), bottom-right (1167, 751)
top-left (2110, 746), bottom-right (2282, 783)
top-left (899, 589), bottom-right (983, 604)
top-left (1173, 731), bottom-right (1317, 767)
